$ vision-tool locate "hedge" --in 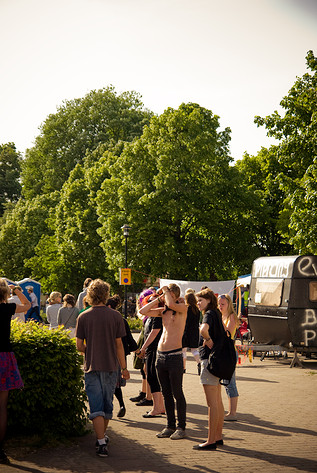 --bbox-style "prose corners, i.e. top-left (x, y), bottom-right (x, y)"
top-left (8, 321), bottom-right (88, 438)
